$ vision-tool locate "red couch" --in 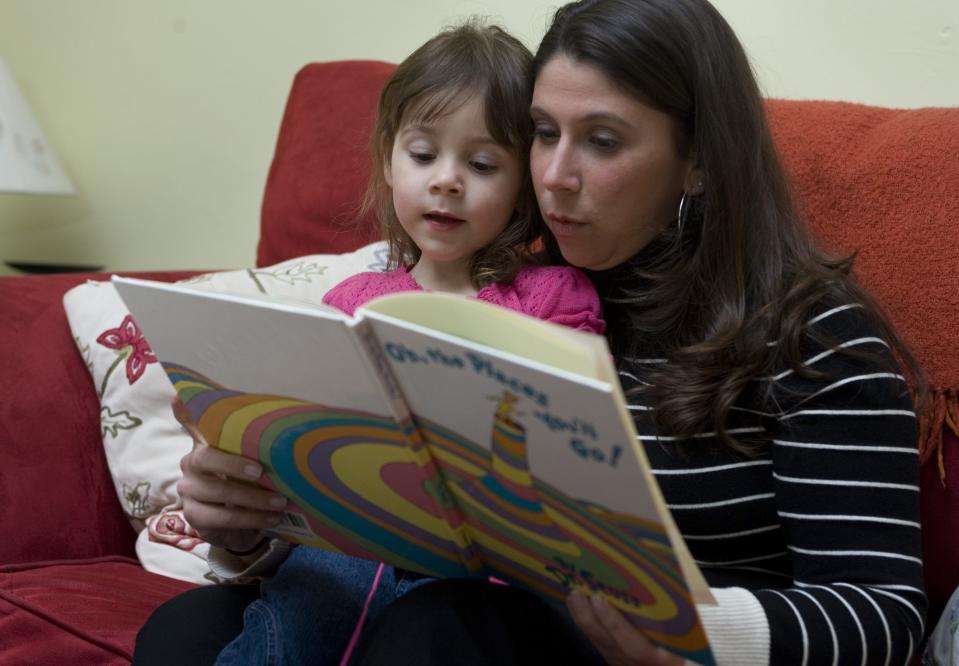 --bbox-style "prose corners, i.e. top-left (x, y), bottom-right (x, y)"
top-left (1, 60), bottom-right (956, 665)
